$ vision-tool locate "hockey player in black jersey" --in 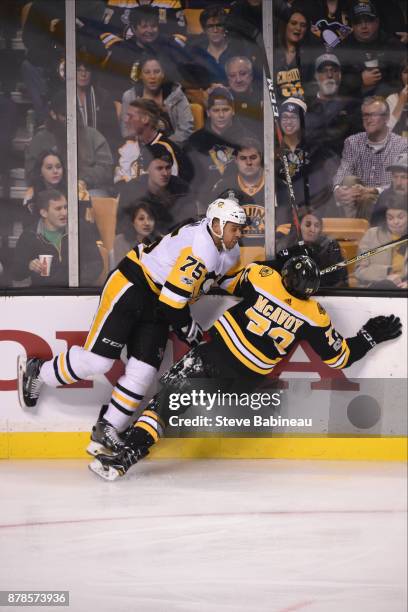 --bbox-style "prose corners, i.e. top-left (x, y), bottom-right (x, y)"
top-left (89, 255), bottom-right (402, 480)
